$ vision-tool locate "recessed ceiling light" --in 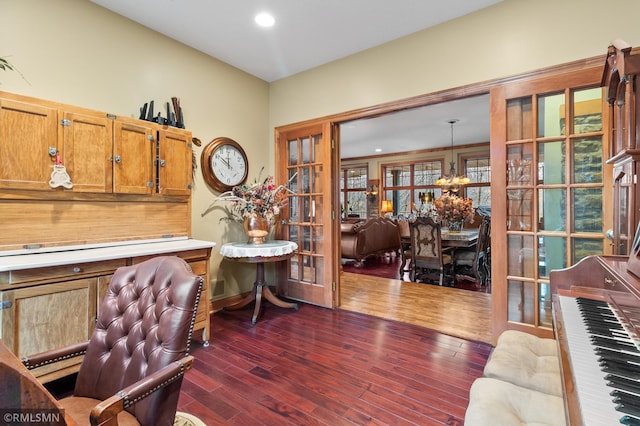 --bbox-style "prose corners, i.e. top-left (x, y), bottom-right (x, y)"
top-left (255, 12), bottom-right (275, 28)
top-left (375, 148), bottom-right (382, 152)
